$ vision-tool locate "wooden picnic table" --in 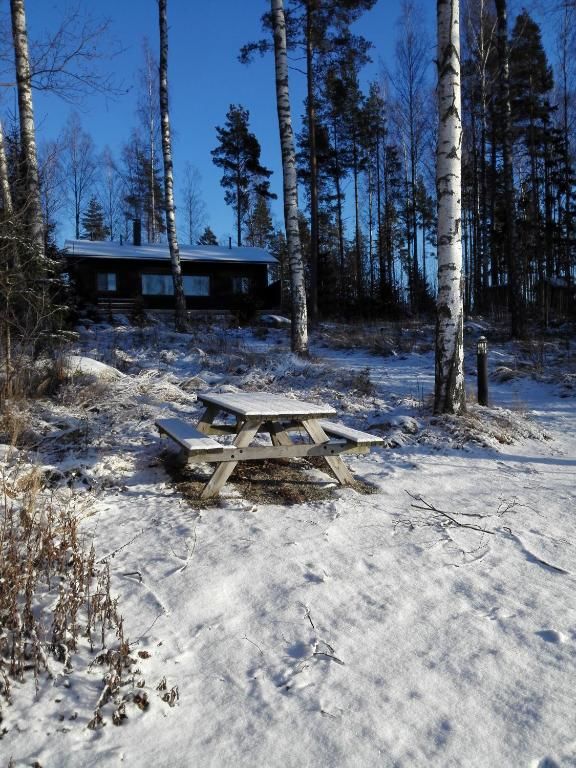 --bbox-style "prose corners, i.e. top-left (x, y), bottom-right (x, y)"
top-left (156, 391), bottom-right (383, 499)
